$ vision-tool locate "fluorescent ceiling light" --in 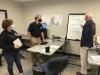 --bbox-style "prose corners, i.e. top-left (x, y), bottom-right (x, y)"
top-left (14, 0), bottom-right (36, 2)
